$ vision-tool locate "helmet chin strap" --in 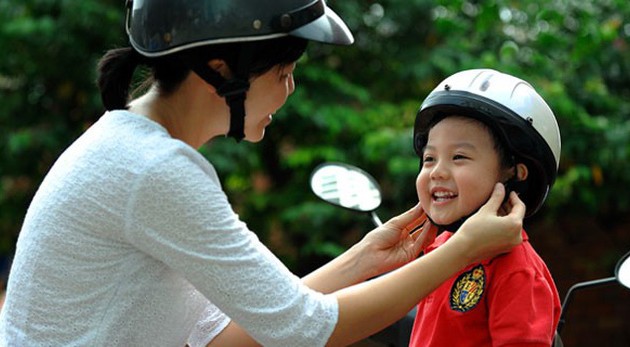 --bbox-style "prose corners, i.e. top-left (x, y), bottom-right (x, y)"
top-left (427, 210), bottom-right (475, 234)
top-left (182, 45), bottom-right (255, 142)
top-left (218, 79), bottom-right (249, 141)
top-left (427, 175), bottom-right (527, 233)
